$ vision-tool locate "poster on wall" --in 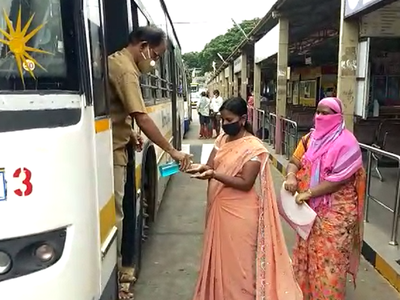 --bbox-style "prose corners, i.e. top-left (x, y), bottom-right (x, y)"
top-left (293, 82), bottom-right (299, 105)
top-left (287, 82), bottom-right (293, 104)
top-left (299, 80), bottom-right (317, 107)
